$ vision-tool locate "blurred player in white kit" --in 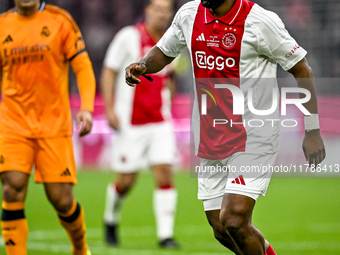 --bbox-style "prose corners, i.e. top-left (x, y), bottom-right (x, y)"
top-left (100, 0), bottom-right (179, 248)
